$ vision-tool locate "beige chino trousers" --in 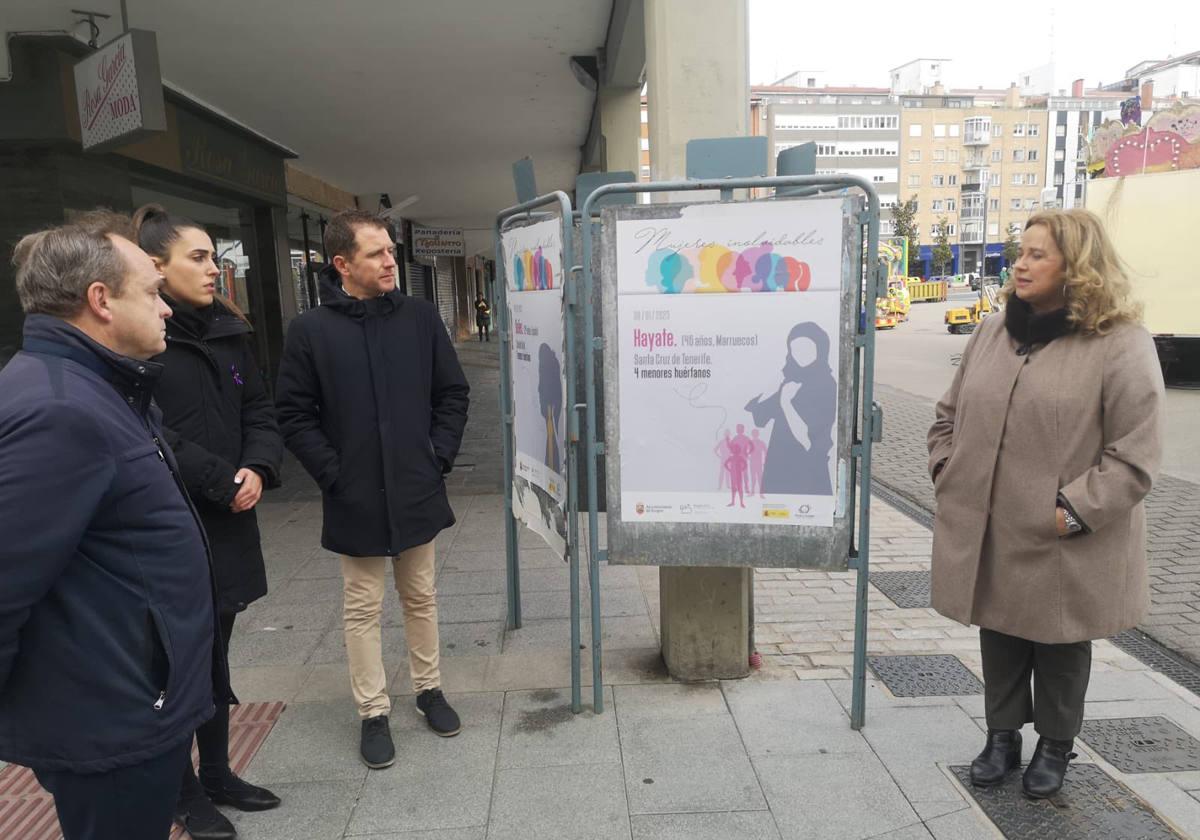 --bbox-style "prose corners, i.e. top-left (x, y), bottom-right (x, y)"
top-left (341, 540), bottom-right (440, 718)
